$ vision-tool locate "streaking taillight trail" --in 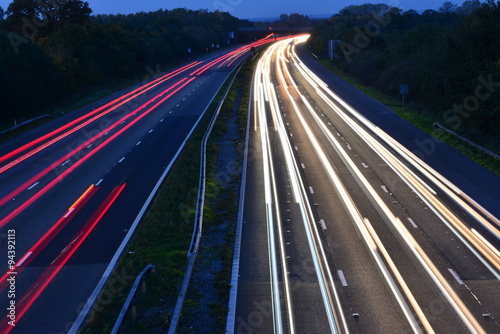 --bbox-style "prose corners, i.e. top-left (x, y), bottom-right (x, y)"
top-left (0, 184), bottom-right (126, 334)
top-left (0, 35), bottom-right (297, 331)
top-left (0, 185), bottom-right (98, 293)
top-left (0, 62), bottom-right (201, 172)
top-left (0, 77), bottom-right (195, 227)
